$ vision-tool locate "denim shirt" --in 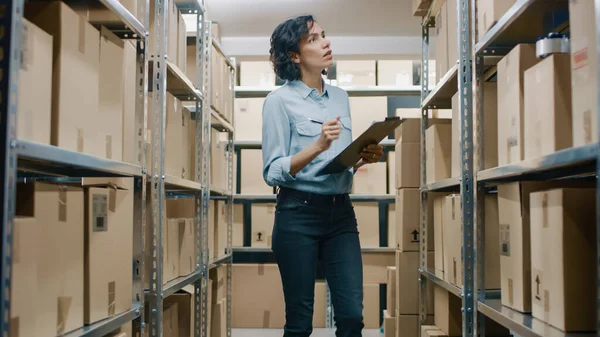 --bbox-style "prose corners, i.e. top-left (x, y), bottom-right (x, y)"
top-left (262, 80), bottom-right (354, 195)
